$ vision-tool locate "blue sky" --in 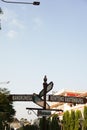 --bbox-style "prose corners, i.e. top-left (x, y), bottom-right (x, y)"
top-left (0, 0), bottom-right (87, 120)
